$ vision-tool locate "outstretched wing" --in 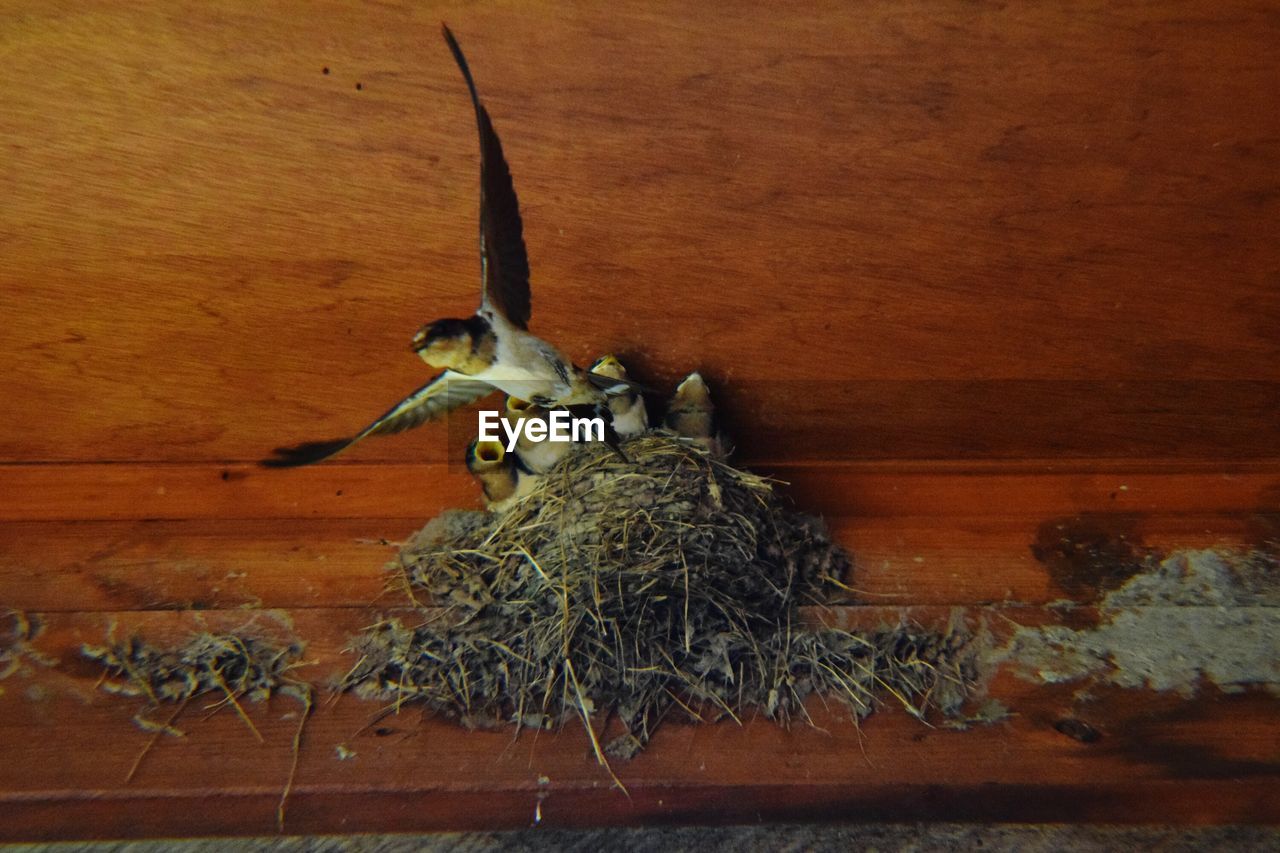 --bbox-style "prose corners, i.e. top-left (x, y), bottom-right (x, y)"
top-left (261, 371), bottom-right (494, 468)
top-left (442, 24), bottom-right (532, 330)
